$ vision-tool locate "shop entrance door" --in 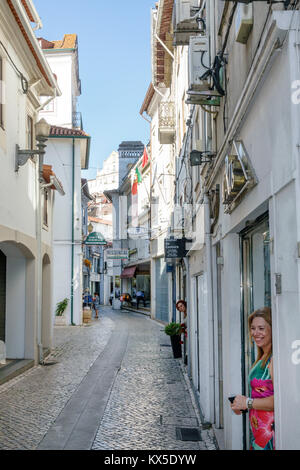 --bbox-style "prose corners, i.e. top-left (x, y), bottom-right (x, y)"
top-left (240, 213), bottom-right (271, 449)
top-left (196, 274), bottom-right (206, 401)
